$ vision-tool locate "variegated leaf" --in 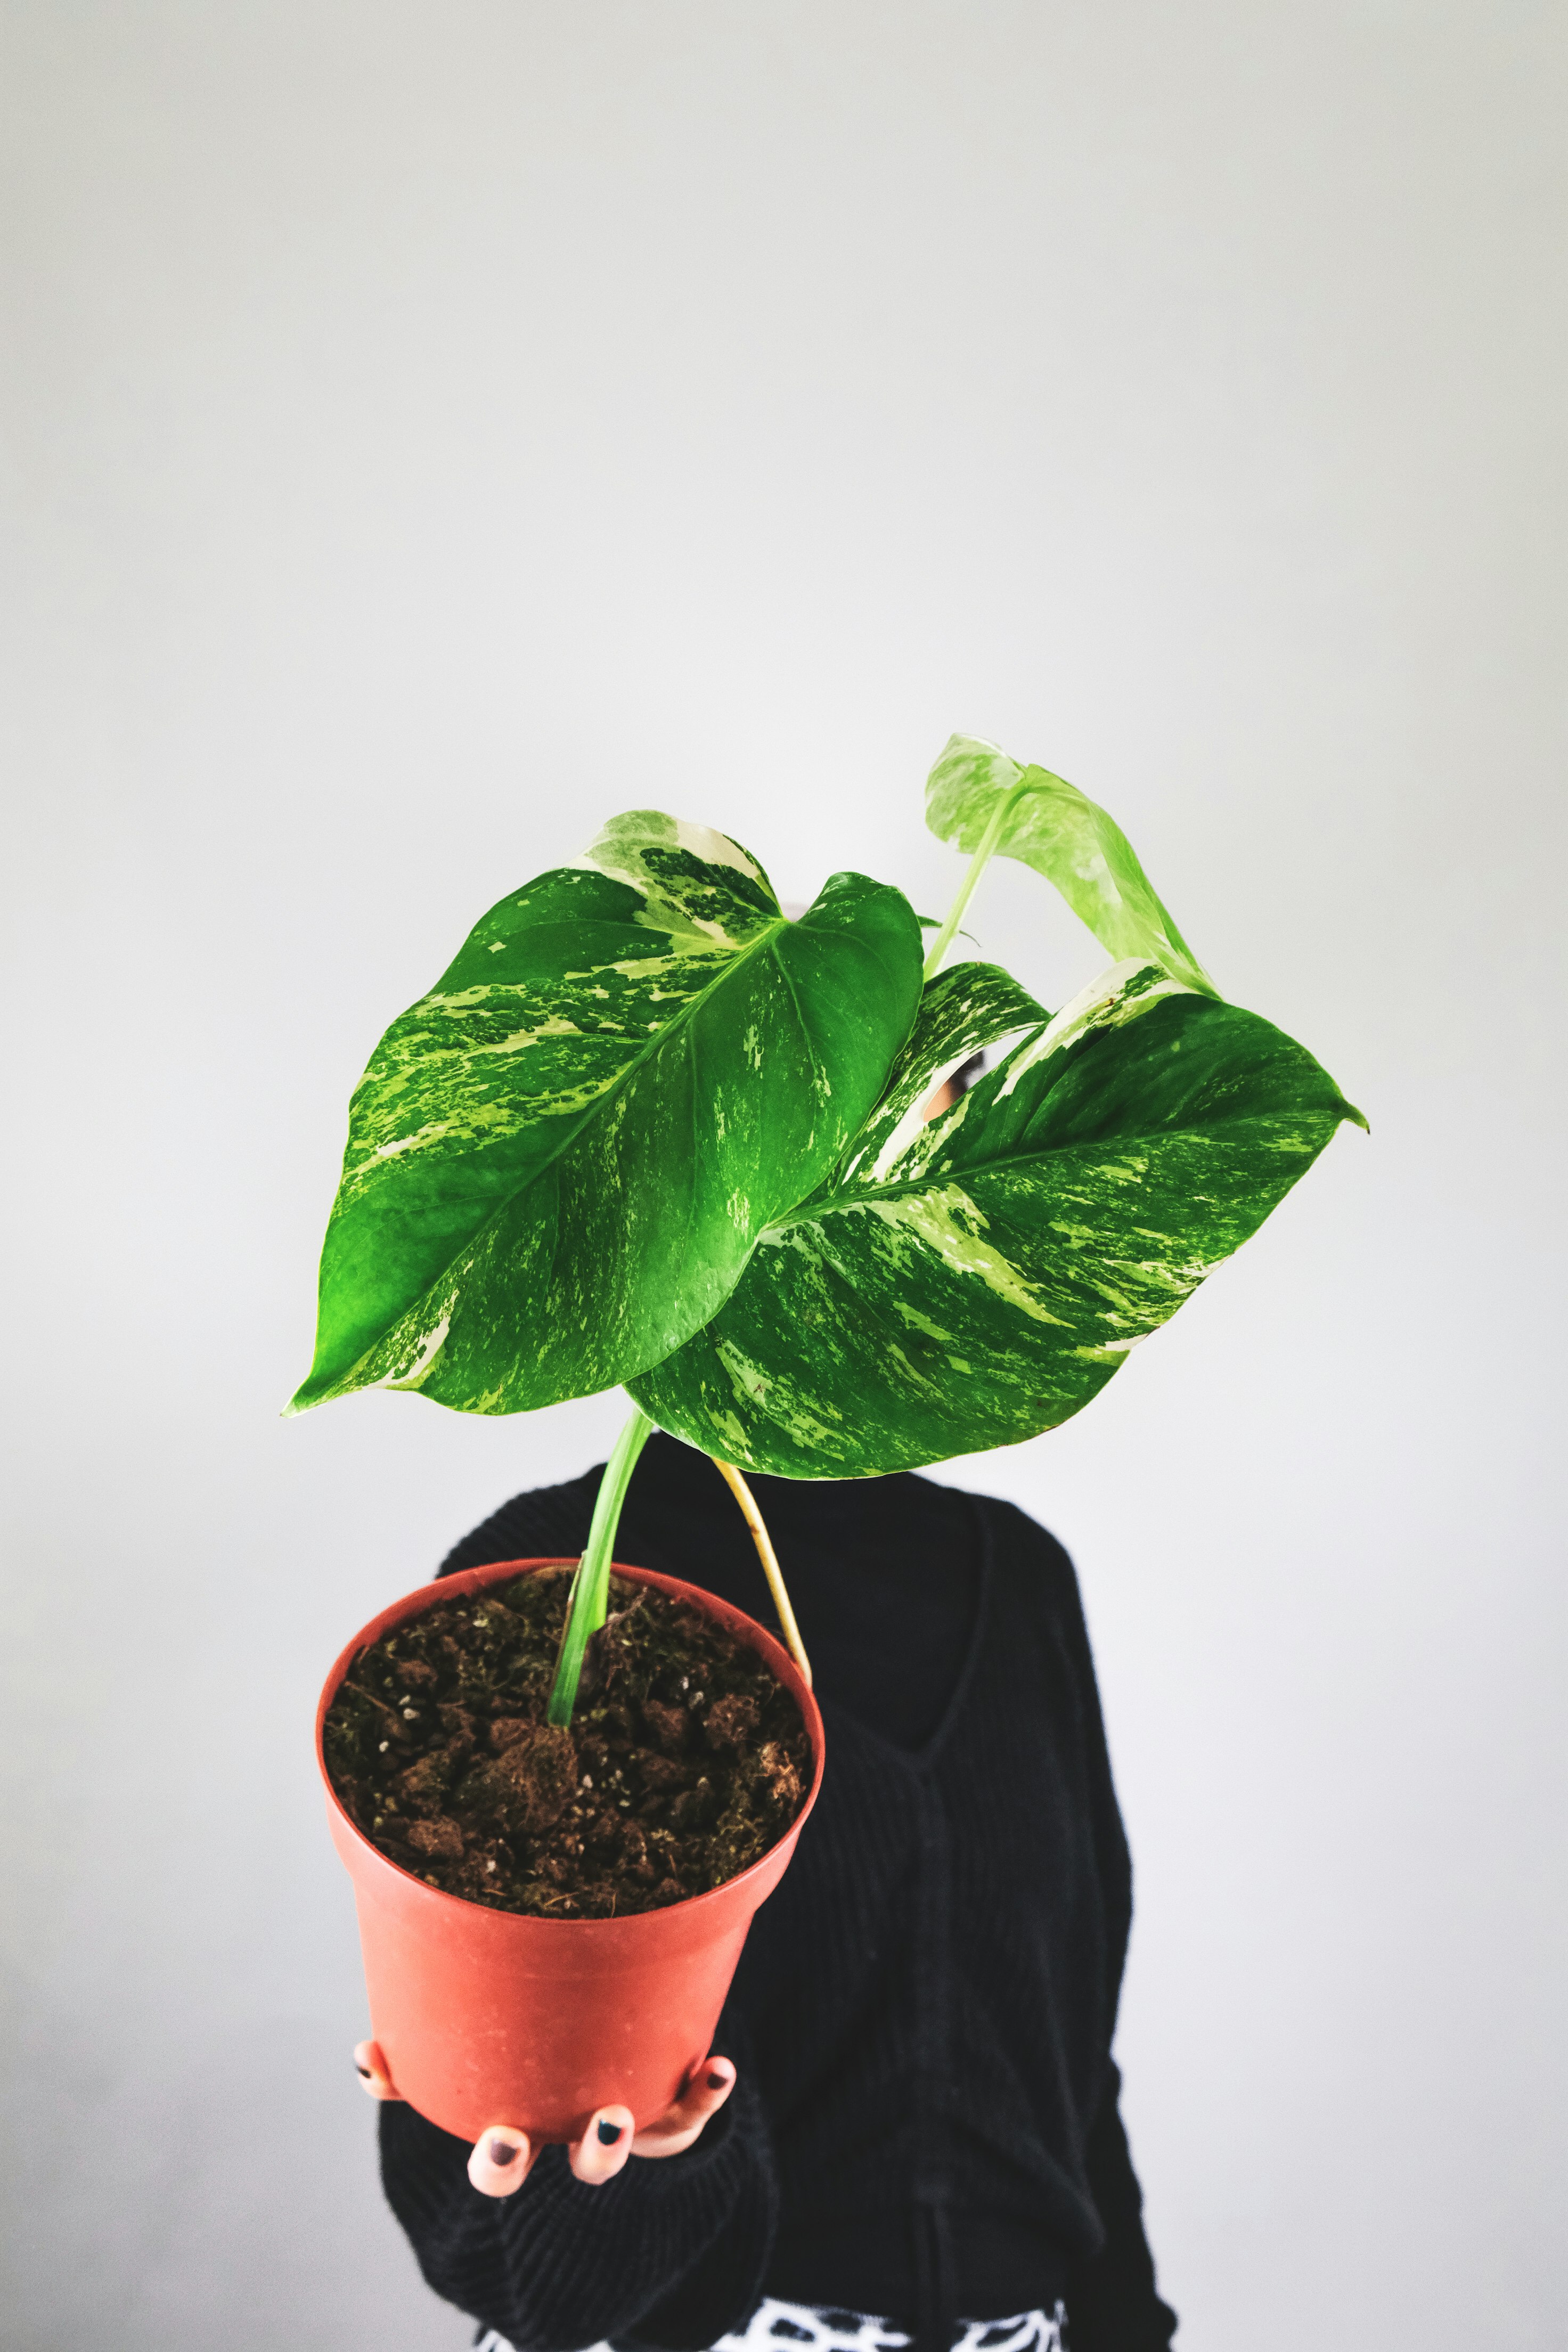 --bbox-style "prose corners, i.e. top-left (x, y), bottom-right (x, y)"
top-left (629, 958), bottom-right (1364, 1474)
top-left (290, 811), bottom-right (924, 1417)
top-left (926, 734), bottom-right (1216, 995)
